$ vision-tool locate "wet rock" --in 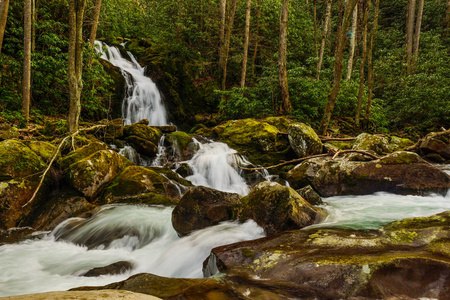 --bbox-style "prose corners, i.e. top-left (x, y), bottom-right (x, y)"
top-left (66, 150), bottom-right (130, 199)
top-left (172, 186), bottom-right (241, 236)
top-left (101, 165), bottom-right (184, 205)
top-left (125, 135), bottom-right (158, 157)
top-left (287, 151), bottom-right (450, 196)
top-left (83, 261), bottom-right (134, 277)
top-left (61, 142), bottom-right (108, 170)
top-left (166, 131), bottom-right (195, 160)
top-left (175, 163), bottom-right (193, 177)
top-left (204, 211), bottom-right (450, 299)
top-left (154, 125), bottom-right (177, 133)
top-left (287, 123), bottom-right (323, 158)
top-left (296, 185), bottom-right (323, 205)
top-left (6, 290), bottom-right (162, 300)
top-left (423, 153), bottom-right (446, 163)
top-left (239, 182), bottom-right (326, 235)
top-left (419, 131), bottom-right (450, 160)
top-left (0, 122), bottom-right (19, 141)
top-left (0, 227), bottom-right (35, 246)
top-left (123, 123), bottom-right (162, 145)
top-left (352, 133), bottom-right (390, 155)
